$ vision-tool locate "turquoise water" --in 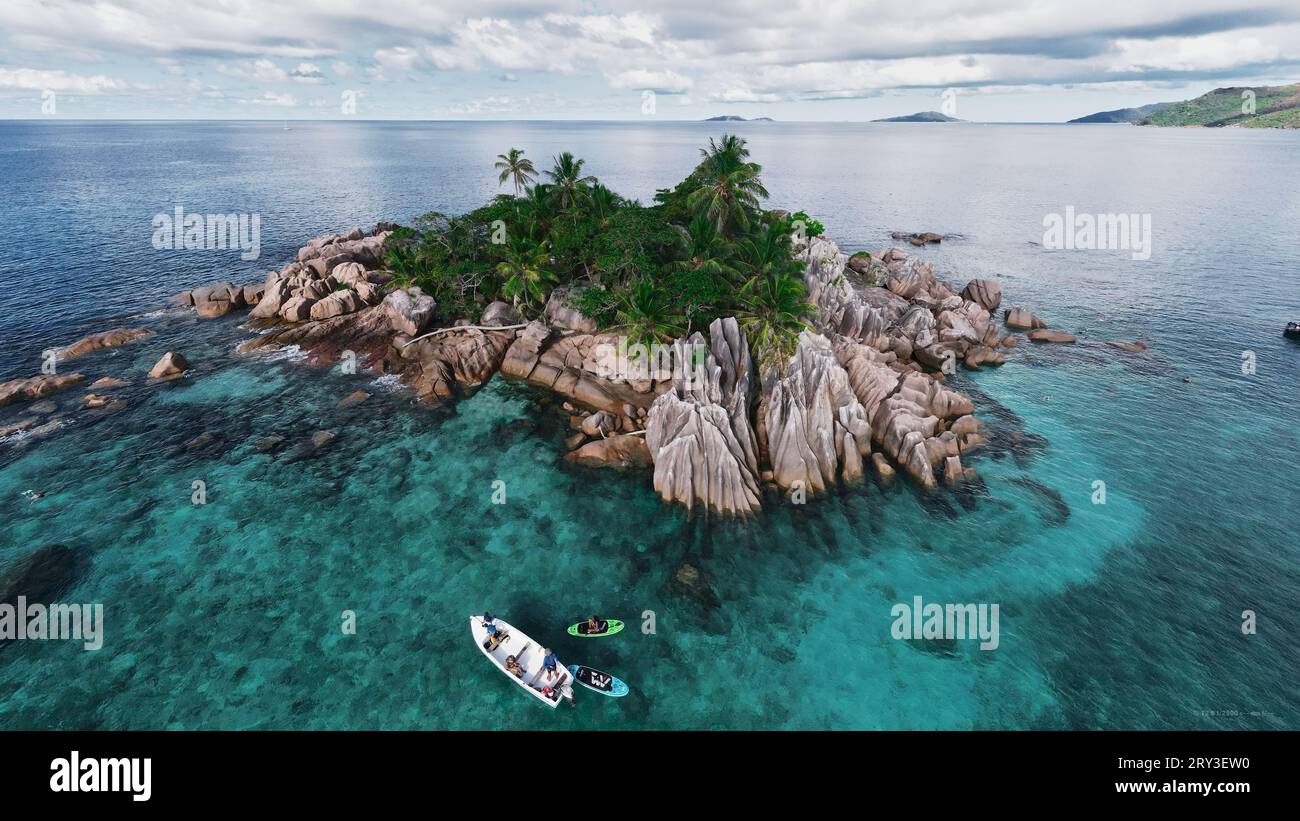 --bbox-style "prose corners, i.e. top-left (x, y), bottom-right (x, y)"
top-left (1, 121), bottom-right (1298, 728)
